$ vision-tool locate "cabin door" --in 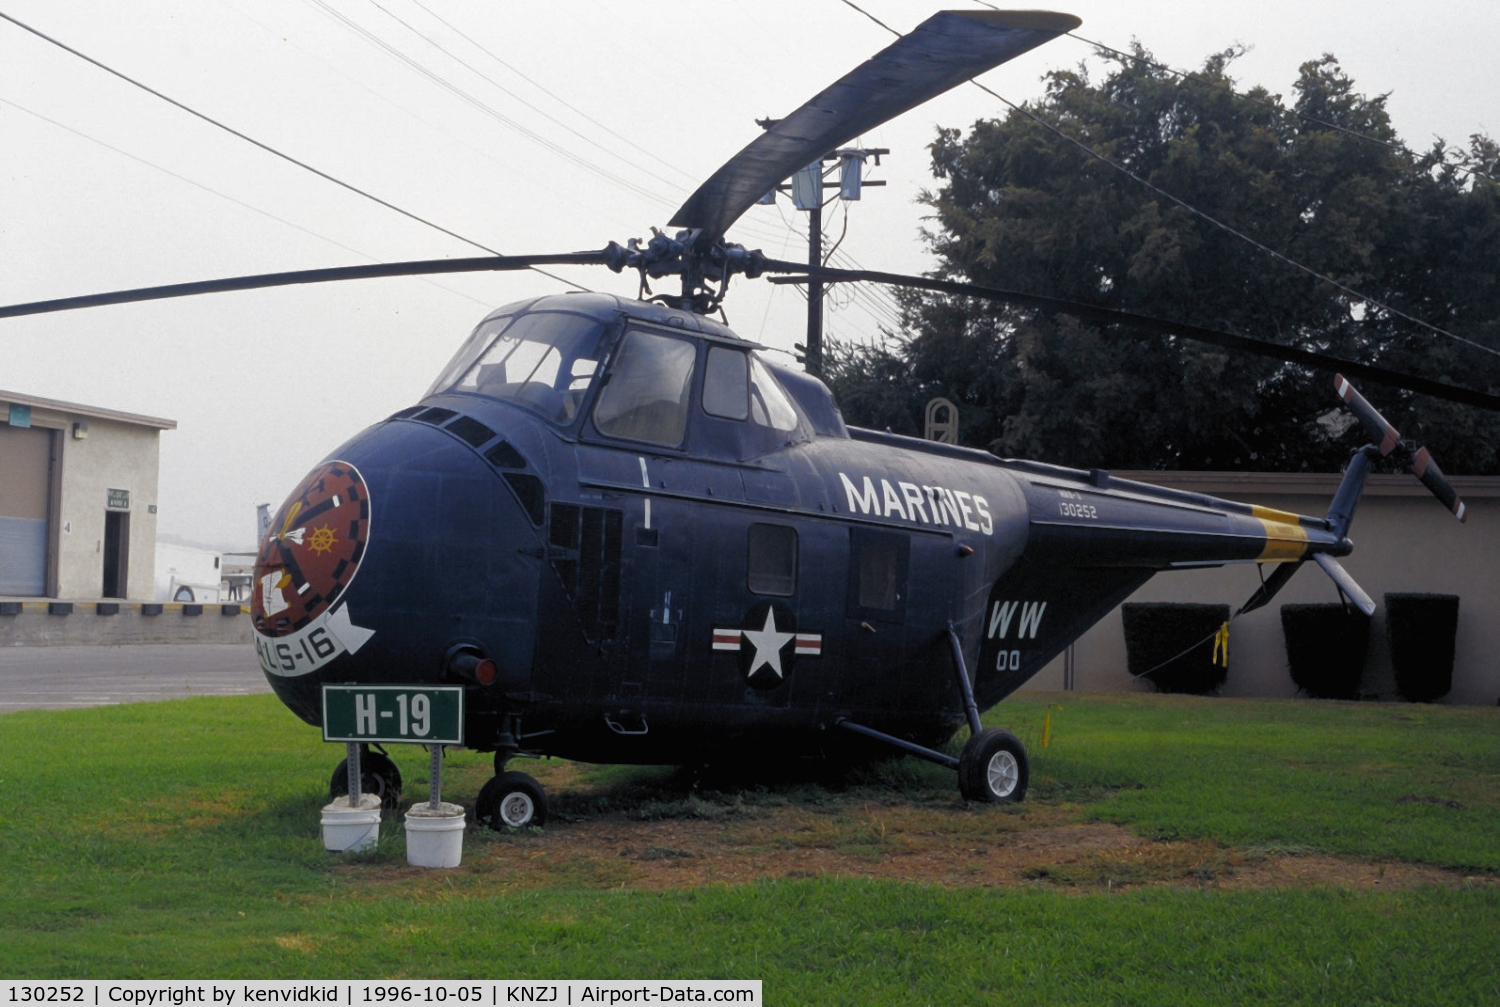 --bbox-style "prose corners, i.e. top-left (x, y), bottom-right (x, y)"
top-left (840, 527), bottom-right (956, 715)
